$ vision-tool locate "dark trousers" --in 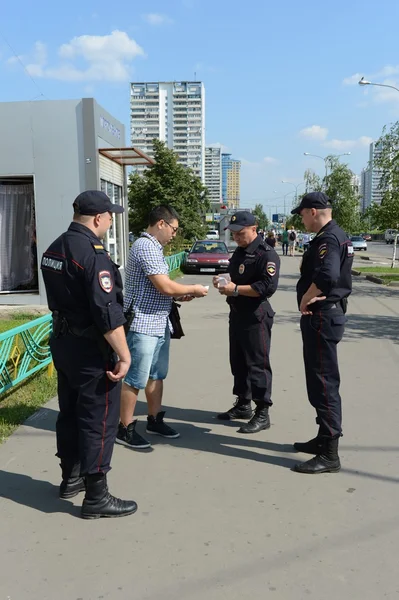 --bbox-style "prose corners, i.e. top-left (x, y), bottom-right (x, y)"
top-left (282, 242), bottom-right (288, 255)
top-left (229, 309), bottom-right (274, 406)
top-left (300, 308), bottom-right (346, 438)
top-left (50, 334), bottom-right (120, 476)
